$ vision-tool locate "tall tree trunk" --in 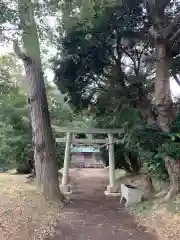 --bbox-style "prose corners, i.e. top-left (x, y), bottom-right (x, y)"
top-left (155, 42), bottom-right (178, 200)
top-left (16, 0), bottom-right (65, 201)
top-left (155, 43), bottom-right (175, 132)
top-left (128, 152), bottom-right (141, 174)
top-left (164, 156), bottom-right (180, 200)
